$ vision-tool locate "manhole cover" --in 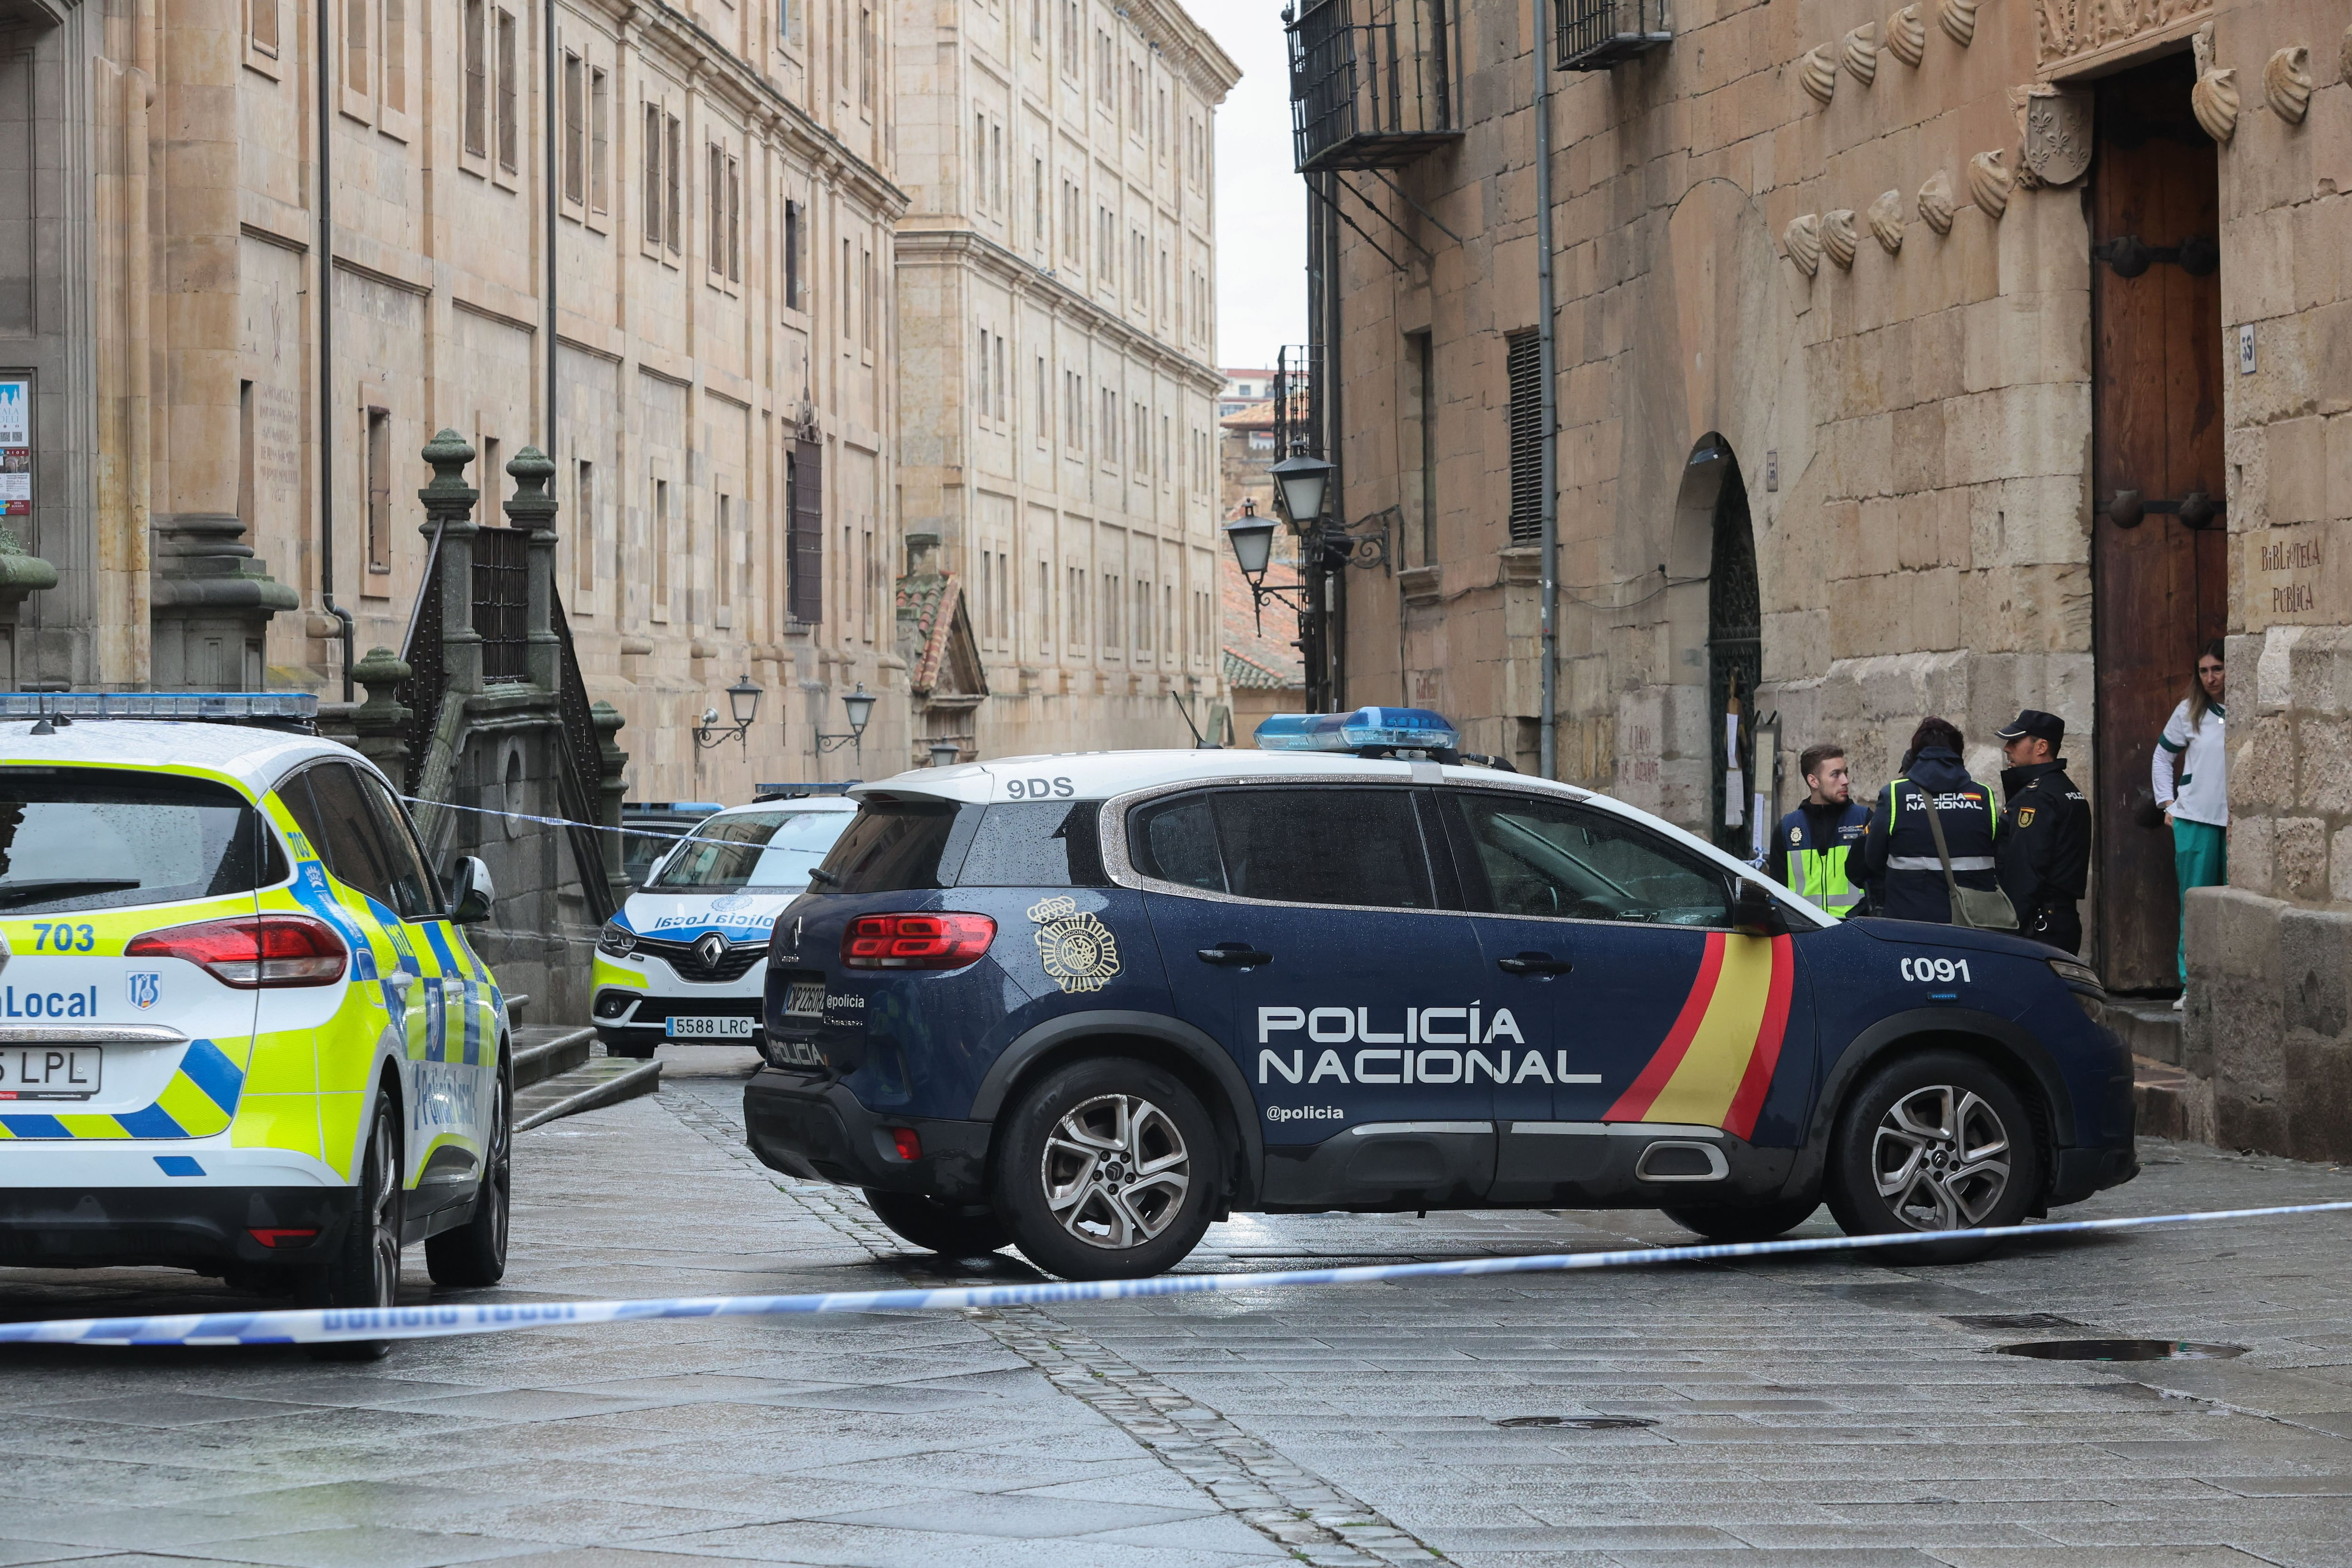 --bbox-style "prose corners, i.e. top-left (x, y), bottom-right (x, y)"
top-left (1492, 1415), bottom-right (1658, 1429)
top-left (1996, 1338), bottom-right (2247, 1361)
